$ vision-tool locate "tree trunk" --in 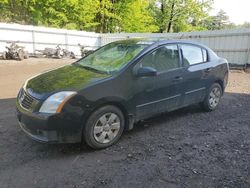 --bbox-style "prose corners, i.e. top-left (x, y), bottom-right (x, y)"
top-left (167, 0), bottom-right (175, 33)
top-left (95, 0), bottom-right (103, 33)
top-left (160, 0), bottom-right (164, 33)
